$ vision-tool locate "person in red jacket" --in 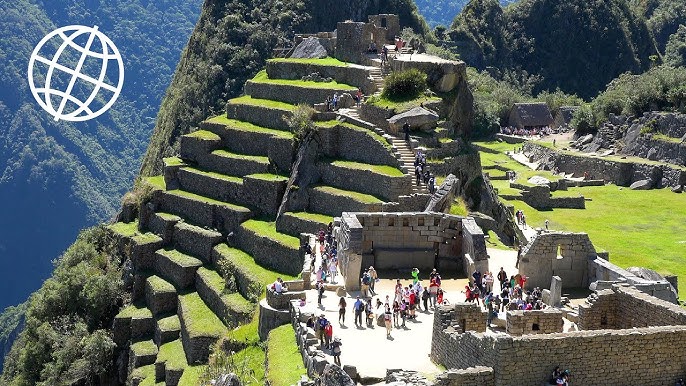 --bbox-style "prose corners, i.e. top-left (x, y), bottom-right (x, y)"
top-left (324, 321), bottom-right (333, 349)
